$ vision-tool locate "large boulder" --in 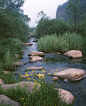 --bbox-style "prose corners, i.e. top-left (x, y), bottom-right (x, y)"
top-left (64, 50), bottom-right (82, 58)
top-left (55, 88), bottom-right (75, 104)
top-left (29, 56), bottom-right (43, 63)
top-left (52, 68), bottom-right (86, 81)
top-left (1, 81), bottom-right (40, 93)
top-left (28, 51), bottom-right (45, 57)
top-left (0, 95), bottom-right (21, 106)
top-left (26, 67), bottom-right (44, 70)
